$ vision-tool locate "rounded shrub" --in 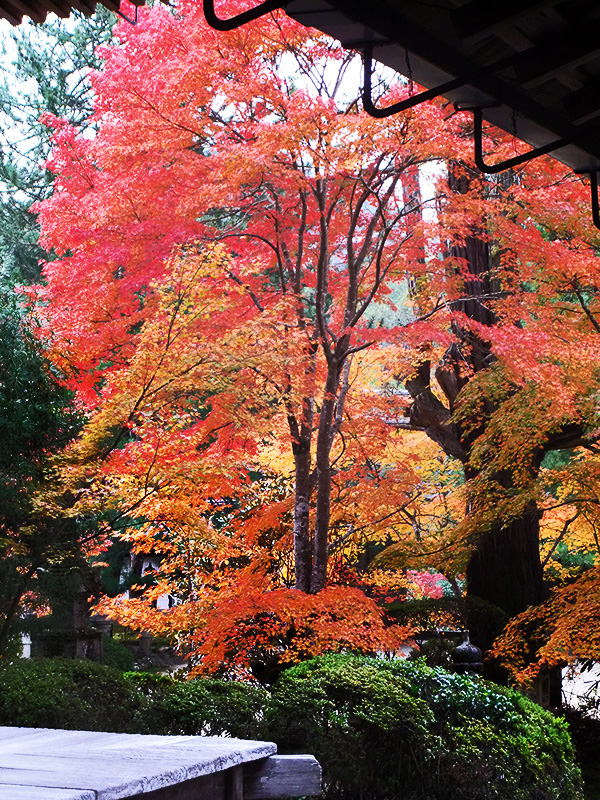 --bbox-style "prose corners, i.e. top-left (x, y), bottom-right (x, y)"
top-left (0, 658), bottom-right (143, 732)
top-left (126, 671), bottom-right (268, 739)
top-left (103, 636), bottom-right (135, 672)
top-left (267, 653), bottom-right (583, 800)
